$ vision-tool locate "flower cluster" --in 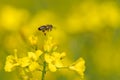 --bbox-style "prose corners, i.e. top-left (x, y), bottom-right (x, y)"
top-left (4, 49), bottom-right (42, 72)
top-left (4, 35), bottom-right (85, 79)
